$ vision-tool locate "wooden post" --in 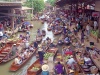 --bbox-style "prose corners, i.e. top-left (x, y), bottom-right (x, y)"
top-left (97, 13), bottom-right (100, 43)
top-left (11, 9), bottom-right (15, 34)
